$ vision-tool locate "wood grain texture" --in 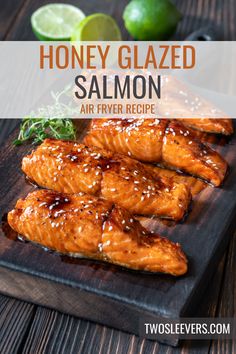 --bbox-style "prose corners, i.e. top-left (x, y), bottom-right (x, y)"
top-left (5, 0), bottom-right (236, 41)
top-left (0, 294), bottom-right (35, 354)
top-left (0, 248), bottom-right (228, 354)
top-left (6, 0), bottom-right (131, 41)
top-left (19, 253), bottom-right (227, 354)
top-left (0, 120), bottom-right (19, 144)
top-left (173, 0), bottom-right (236, 40)
top-left (0, 0), bottom-right (25, 40)
top-left (209, 234), bottom-right (236, 354)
